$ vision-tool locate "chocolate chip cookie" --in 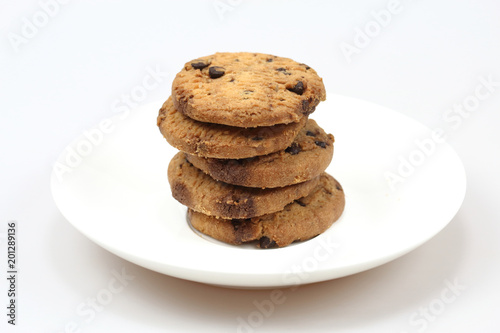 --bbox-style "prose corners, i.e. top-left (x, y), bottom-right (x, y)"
top-left (171, 52), bottom-right (326, 127)
top-left (185, 119), bottom-right (334, 188)
top-left (168, 152), bottom-right (319, 219)
top-left (157, 97), bottom-right (307, 159)
top-left (188, 173), bottom-right (345, 248)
